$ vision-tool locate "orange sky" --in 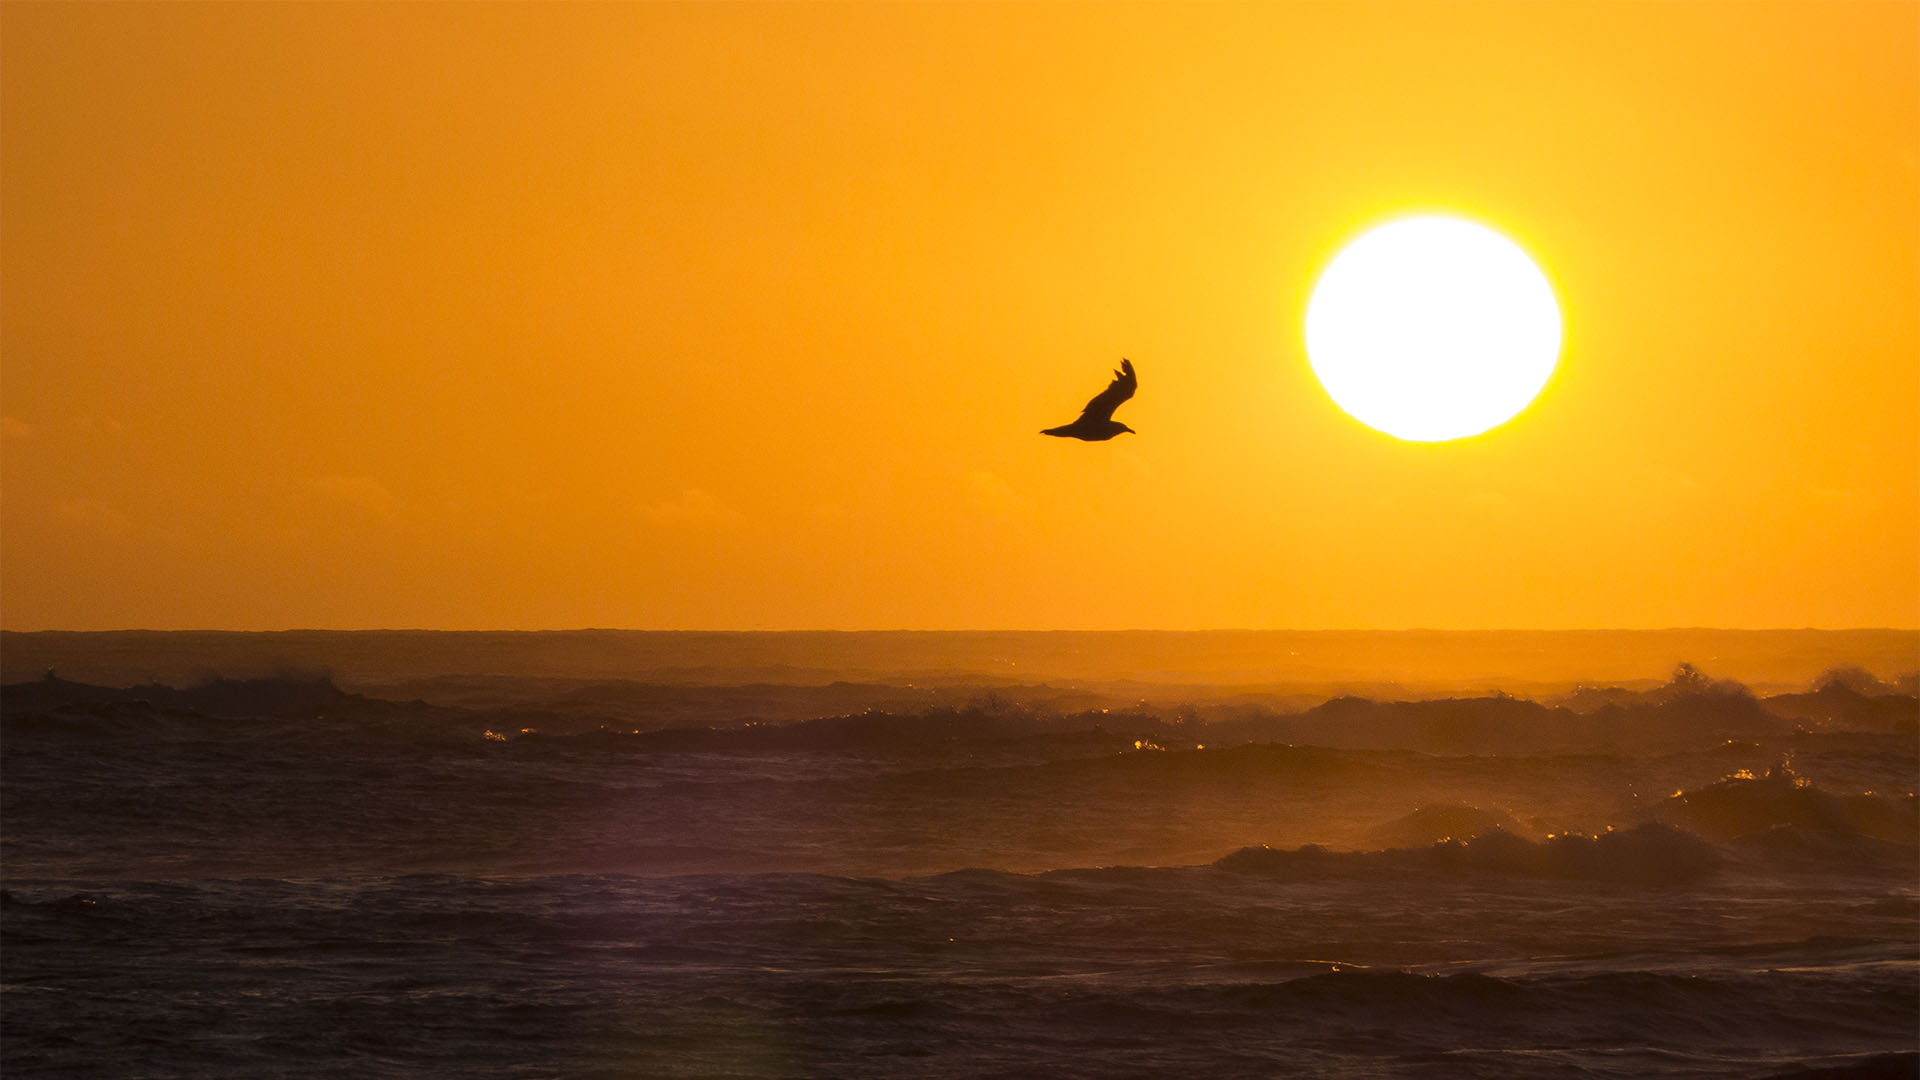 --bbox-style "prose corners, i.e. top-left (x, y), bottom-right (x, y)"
top-left (3, 2), bottom-right (1915, 631)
